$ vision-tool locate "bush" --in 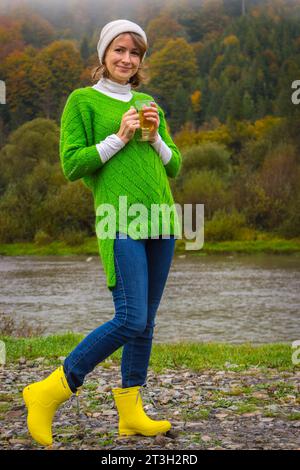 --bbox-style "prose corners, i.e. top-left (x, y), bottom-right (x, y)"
top-left (204, 209), bottom-right (247, 241)
top-left (179, 170), bottom-right (230, 219)
top-left (34, 229), bottom-right (53, 246)
top-left (0, 212), bottom-right (21, 243)
top-left (41, 183), bottom-right (94, 238)
top-left (0, 311), bottom-right (46, 337)
top-left (58, 229), bottom-right (86, 246)
top-left (182, 142), bottom-right (232, 177)
top-left (276, 193), bottom-right (300, 238)
top-left (243, 135), bottom-right (273, 170)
